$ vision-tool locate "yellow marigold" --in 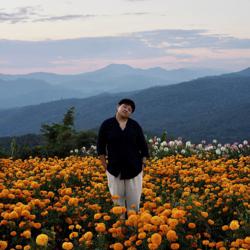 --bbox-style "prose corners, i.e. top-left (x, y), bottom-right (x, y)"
top-left (222, 225), bottom-right (229, 231)
top-left (62, 242), bottom-right (74, 250)
top-left (23, 245), bottom-right (31, 250)
top-left (170, 243), bottom-right (180, 250)
top-left (229, 220), bottom-right (240, 230)
top-left (151, 233), bottom-right (162, 246)
top-left (75, 224), bottom-right (82, 230)
top-left (0, 241), bottom-right (8, 250)
top-left (95, 222), bottom-right (106, 232)
top-left (188, 223), bottom-right (196, 229)
top-left (113, 242), bottom-right (124, 250)
top-left (69, 232), bottom-right (79, 239)
top-left (83, 231), bottom-right (93, 241)
top-left (166, 230), bottom-right (178, 242)
top-left (36, 234), bottom-right (49, 246)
